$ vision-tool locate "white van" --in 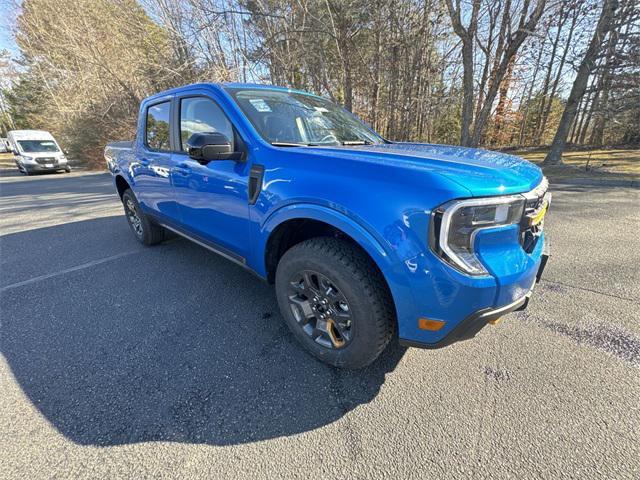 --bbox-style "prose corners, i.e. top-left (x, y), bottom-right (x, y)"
top-left (7, 130), bottom-right (71, 174)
